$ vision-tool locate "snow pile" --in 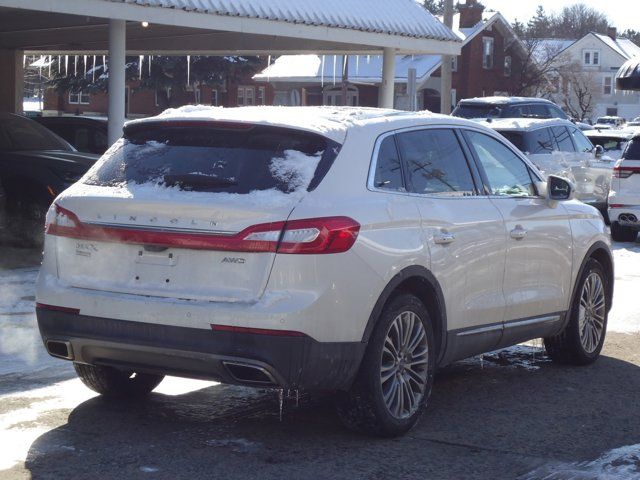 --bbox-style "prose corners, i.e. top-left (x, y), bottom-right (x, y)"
top-left (521, 444), bottom-right (640, 479)
top-left (608, 244), bottom-right (640, 333)
top-left (270, 149), bottom-right (323, 192)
